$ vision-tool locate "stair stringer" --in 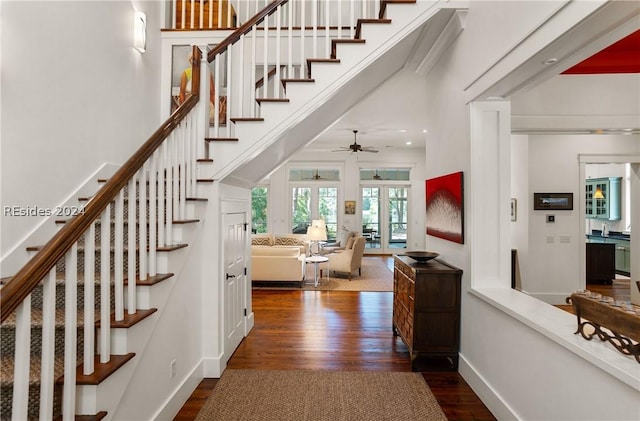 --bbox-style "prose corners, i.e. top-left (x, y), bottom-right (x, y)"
top-left (210, 1), bottom-right (465, 186)
top-left (73, 196), bottom-right (211, 419)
